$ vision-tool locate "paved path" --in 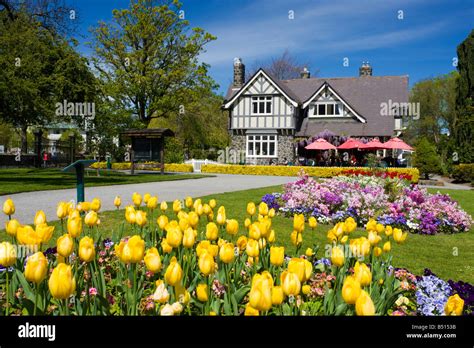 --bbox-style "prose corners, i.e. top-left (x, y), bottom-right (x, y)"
top-left (419, 175), bottom-right (472, 190)
top-left (0, 174), bottom-right (294, 226)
